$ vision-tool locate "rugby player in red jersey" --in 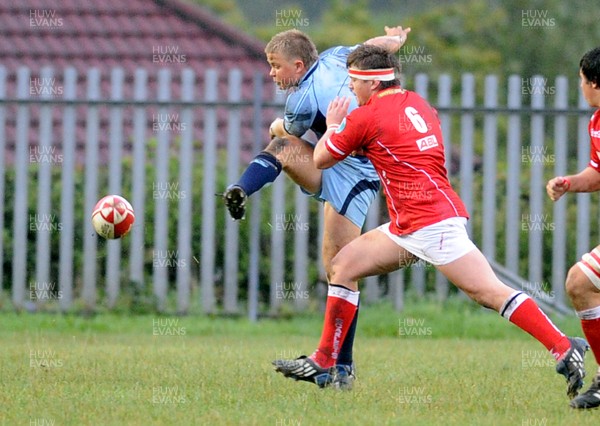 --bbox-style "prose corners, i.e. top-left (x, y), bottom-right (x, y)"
top-left (273, 44), bottom-right (589, 402)
top-left (547, 46), bottom-right (600, 409)
top-left (225, 26), bottom-right (410, 389)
